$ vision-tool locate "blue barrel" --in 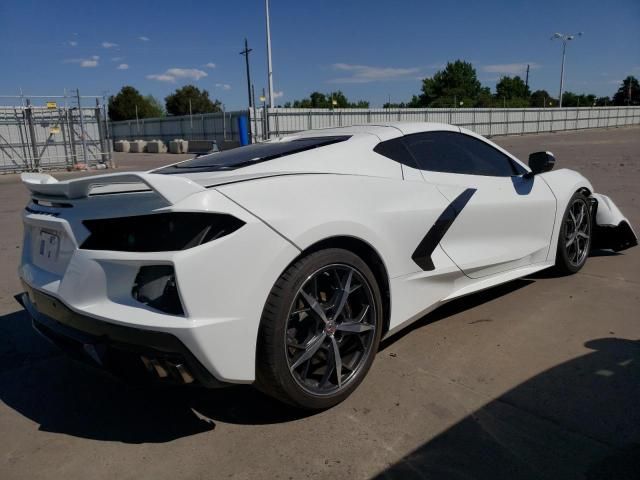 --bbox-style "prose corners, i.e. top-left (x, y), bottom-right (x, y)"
top-left (237, 115), bottom-right (249, 146)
